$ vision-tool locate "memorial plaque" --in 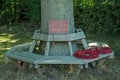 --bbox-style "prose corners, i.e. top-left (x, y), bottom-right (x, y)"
top-left (49, 20), bottom-right (68, 34)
